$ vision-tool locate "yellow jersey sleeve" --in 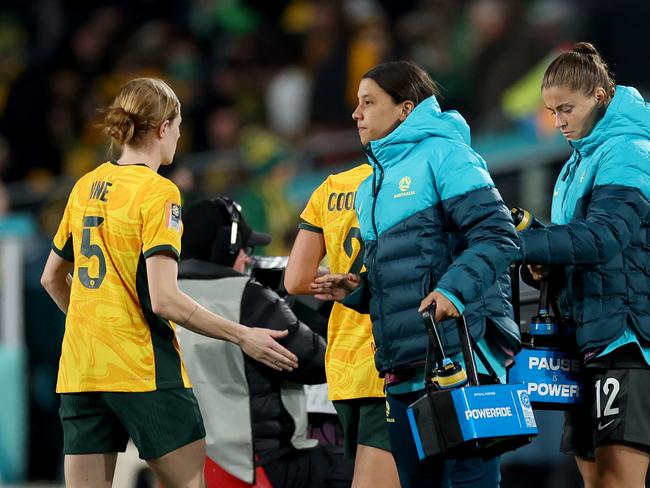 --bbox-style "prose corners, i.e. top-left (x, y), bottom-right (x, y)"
top-left (299, 177), bottom-right (328, 232)
top-left (141, 182), bottom-right (183, 260)
top-left (295, 164), bottom-right (383, 401)
top-left (52, 187), bottom-right (76, 261)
